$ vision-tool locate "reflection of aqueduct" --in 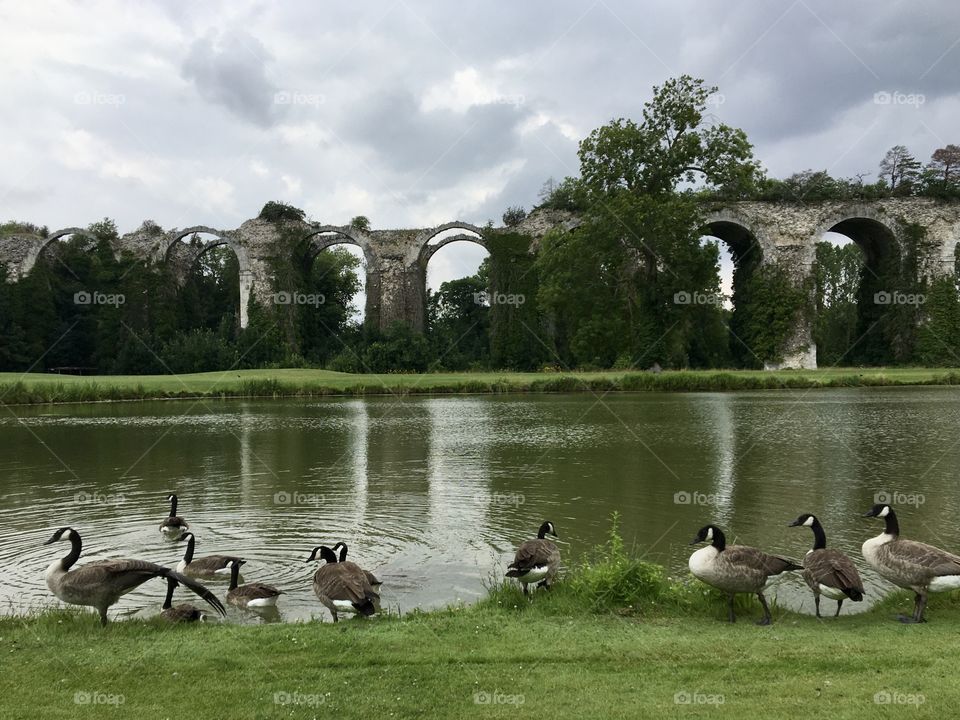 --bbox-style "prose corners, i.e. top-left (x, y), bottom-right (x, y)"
top-left (1, 199), bottom-right (958, 369)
